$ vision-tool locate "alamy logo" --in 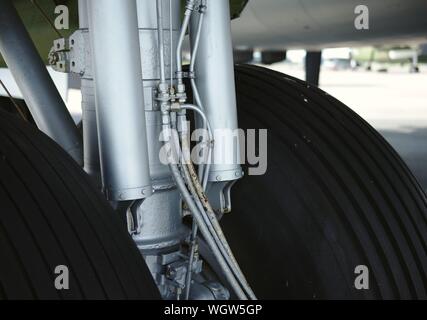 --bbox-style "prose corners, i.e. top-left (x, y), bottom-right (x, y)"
top-left (354, 265), bottom-right (369, 290)
top-left (54, 265), bottom-right (69, 290)
top-left (354, 5), bottom-right (369, 30)
top-left (159, 127), bottom-right (268, 176)
top-left (54, 5), bottom-right (69, 30)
